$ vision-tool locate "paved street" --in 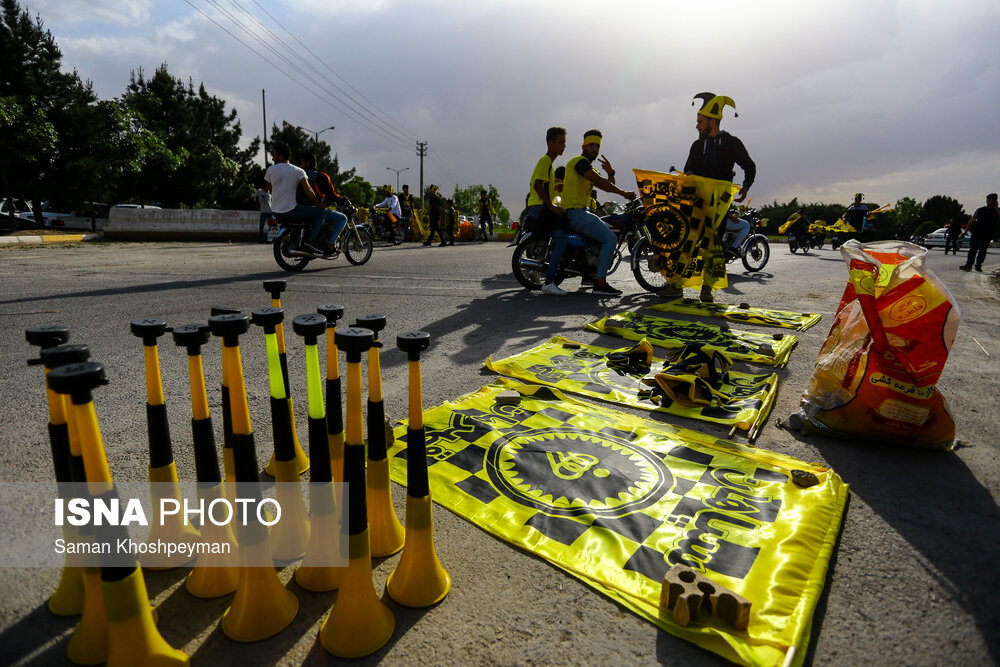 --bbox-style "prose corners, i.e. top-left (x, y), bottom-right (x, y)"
top-left (0, 238), bottom-right (997, 666)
